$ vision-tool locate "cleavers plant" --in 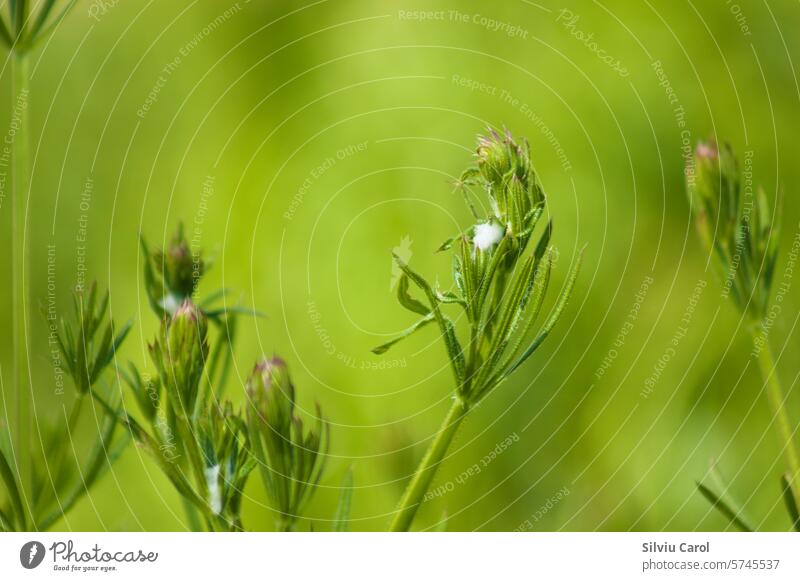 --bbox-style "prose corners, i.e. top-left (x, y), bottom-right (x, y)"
top-left (375, 129), bottom-right (583, 531)
top-left (246, 357), bottom-right (328, 531)
top-left (687, 140), bottom-right (799, 531)
top-left (1, 0), bottom-right (80, 532)
top-left (0, 282), bottom-right (130, 531)
top-left (119, 226), bottom-right (333, 531)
